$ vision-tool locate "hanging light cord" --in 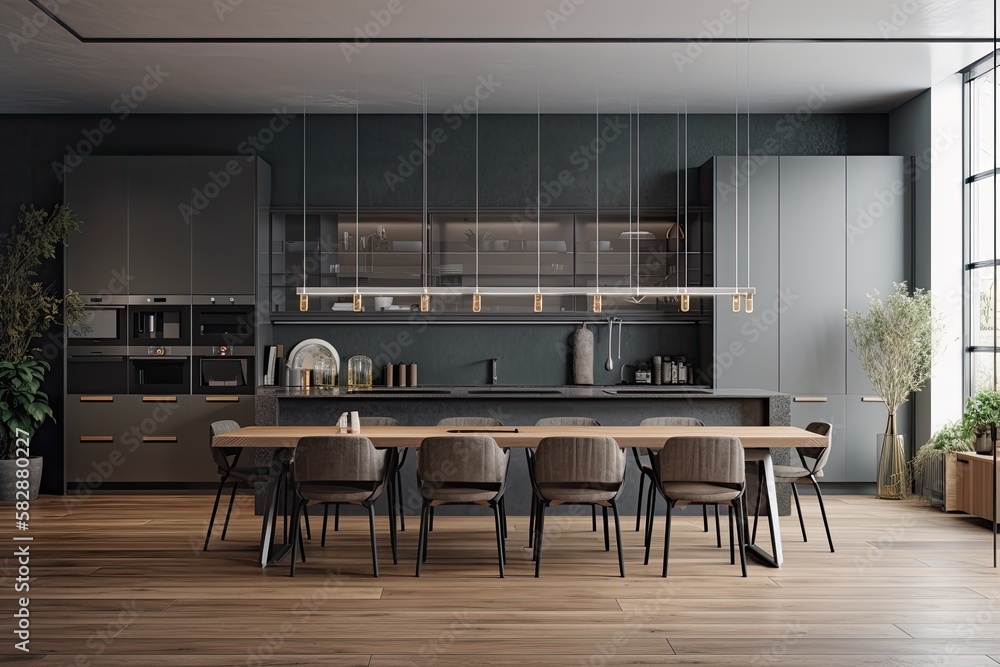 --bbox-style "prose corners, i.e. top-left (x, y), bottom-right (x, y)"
top-left (594, 81), bottom-right (599, 293)
top-left (355, 82), bottom-right (360, 293)
top-left (475, 76), bottom-right (480, 292)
